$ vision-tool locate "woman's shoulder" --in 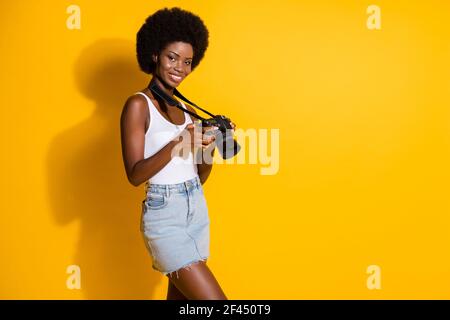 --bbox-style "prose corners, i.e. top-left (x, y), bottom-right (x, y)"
top-left (121, 92), bottom-right (150, 125)
top-left (123, 92), bottom-right (148, 112)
